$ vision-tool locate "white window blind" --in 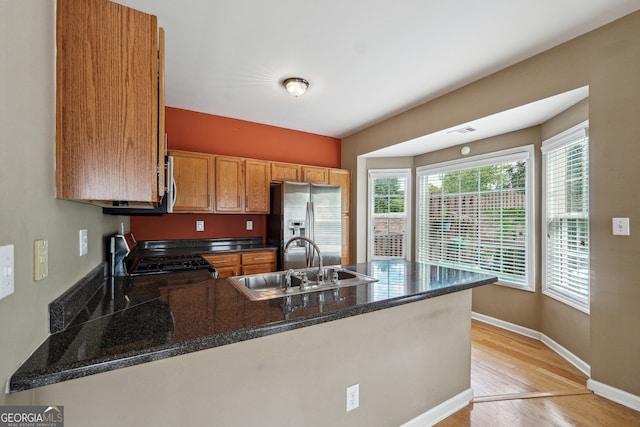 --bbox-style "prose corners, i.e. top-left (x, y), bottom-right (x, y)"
top-left (368, 169), bottom-right (411, 260)
top-left (542, 121), bottom-right (590, 313)
top-left (416, 146), bottom-right (534, 290)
